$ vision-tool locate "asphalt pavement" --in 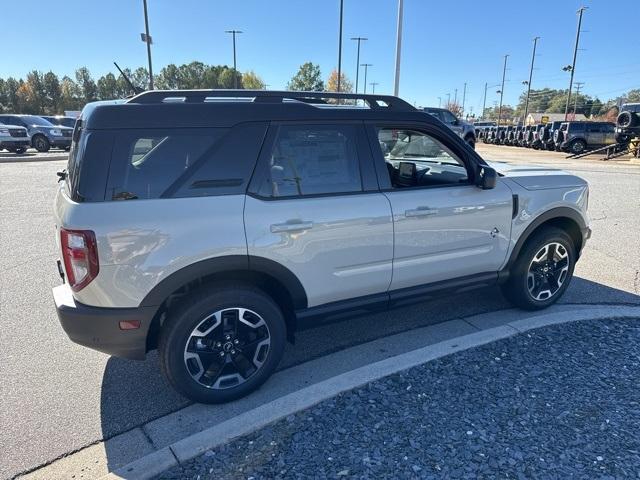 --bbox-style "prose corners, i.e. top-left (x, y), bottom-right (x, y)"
top-left (0, 146), bottom-right (638, 479)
